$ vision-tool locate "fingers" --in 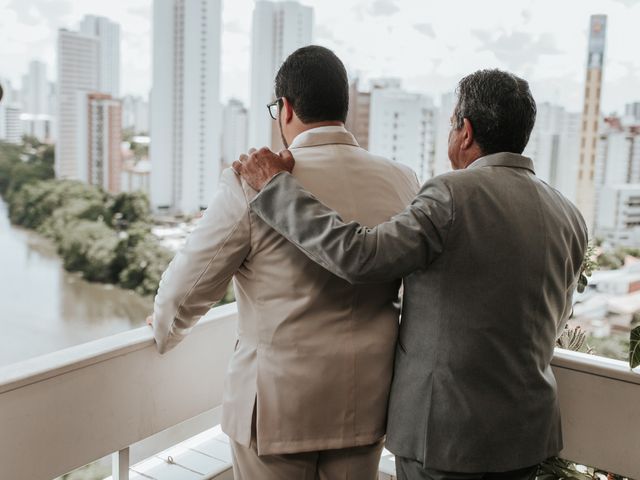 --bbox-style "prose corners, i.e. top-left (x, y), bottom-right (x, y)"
top-left (232, 160), bottom-right (244, 175)
top-left (279, 149), bottom-right (295, 171)
top-left (248, 147), bottom-right (257, 154)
